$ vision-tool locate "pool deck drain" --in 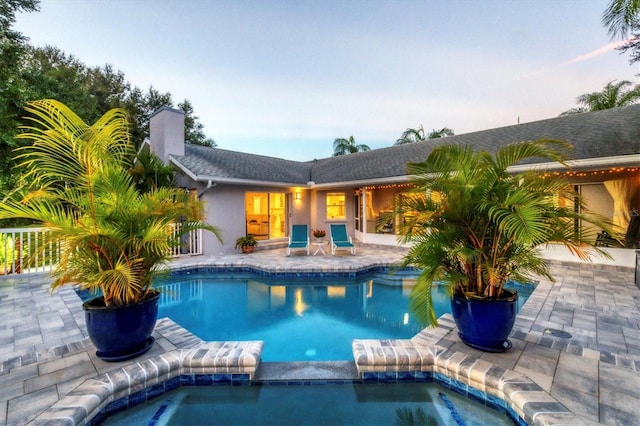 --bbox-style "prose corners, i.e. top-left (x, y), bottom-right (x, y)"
top-left (1, 246), bottom-right (639, 425)
top-left (543, 328), bottom-right (573, 339)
